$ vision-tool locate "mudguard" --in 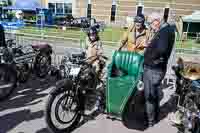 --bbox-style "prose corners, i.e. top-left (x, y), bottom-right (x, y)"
top-left (50, 79), bottom-right (73, 96)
